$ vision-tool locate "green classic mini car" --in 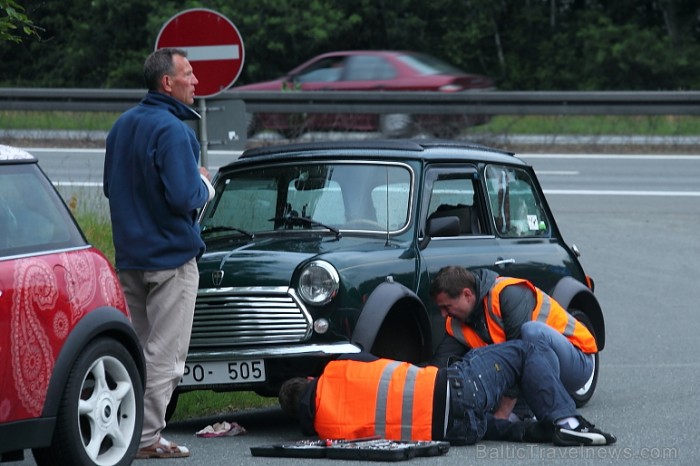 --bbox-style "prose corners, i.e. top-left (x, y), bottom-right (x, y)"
top-left (172, 139), bottom-right (605, 412)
